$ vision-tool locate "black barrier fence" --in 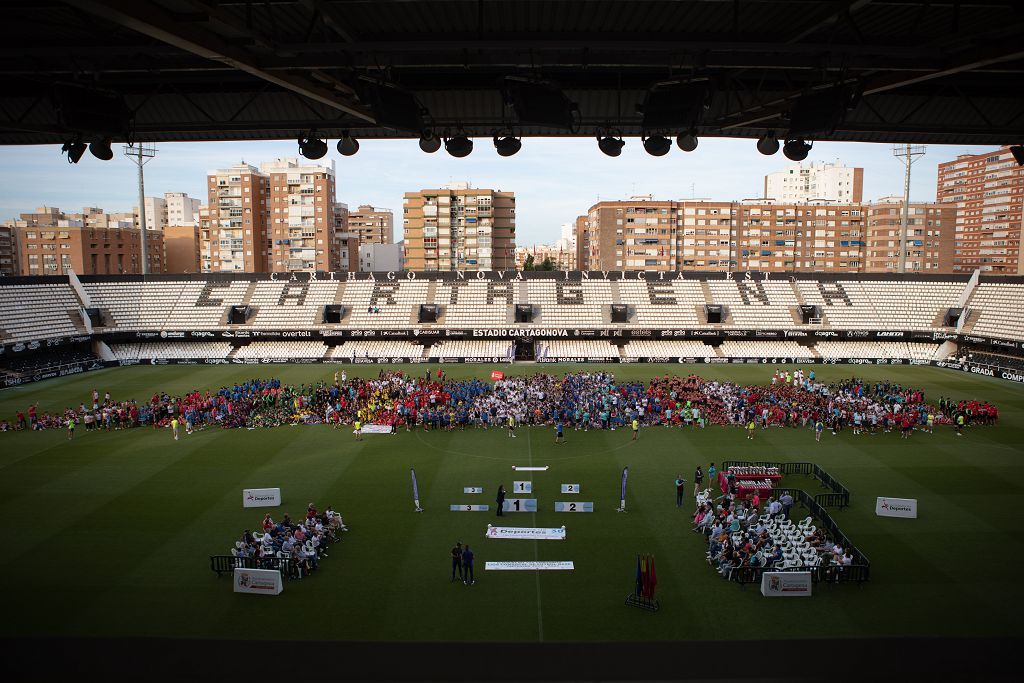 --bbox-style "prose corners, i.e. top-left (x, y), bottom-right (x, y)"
top-left (209, 555), bottom-right (292, 578)
top-left (718, 486), bottom-right (870, 587)
top-left (721, 460), bottom-right (850, 509)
